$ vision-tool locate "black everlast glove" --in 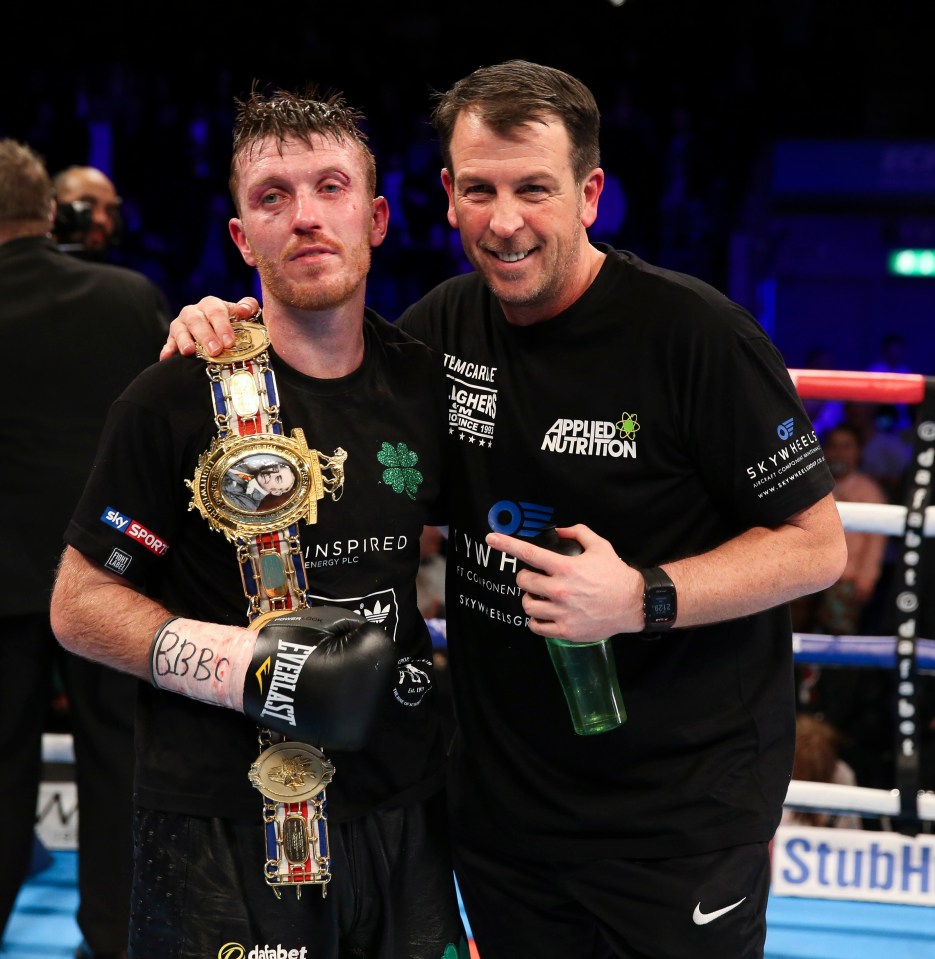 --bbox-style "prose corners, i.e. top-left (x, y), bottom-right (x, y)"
top-left (245, 605), bottom-right (395, 750)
